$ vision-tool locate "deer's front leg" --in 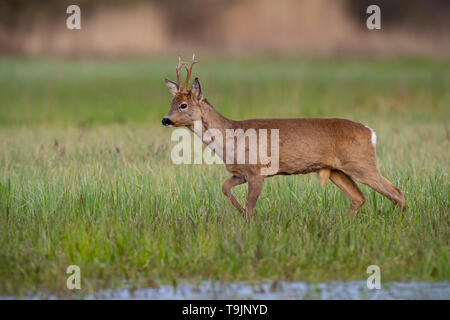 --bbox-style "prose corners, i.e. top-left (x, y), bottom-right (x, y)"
top-left (222, 175), bottom-right (246, 215)
top-left (245, 176), bottom-right (265, 219)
